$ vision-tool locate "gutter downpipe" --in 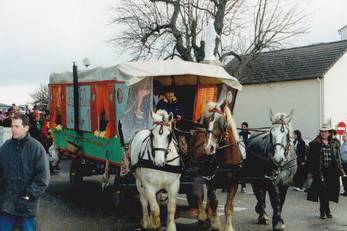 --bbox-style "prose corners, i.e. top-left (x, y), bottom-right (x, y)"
top-left (317, 77), bottom-right (323, 126)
